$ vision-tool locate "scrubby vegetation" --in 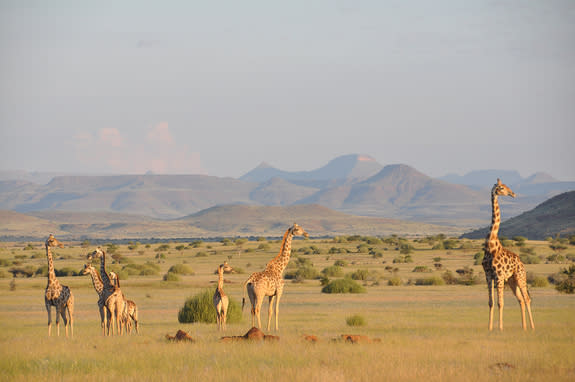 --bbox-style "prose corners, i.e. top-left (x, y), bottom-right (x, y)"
top-left (178, 289), bottom-right (242, 324)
